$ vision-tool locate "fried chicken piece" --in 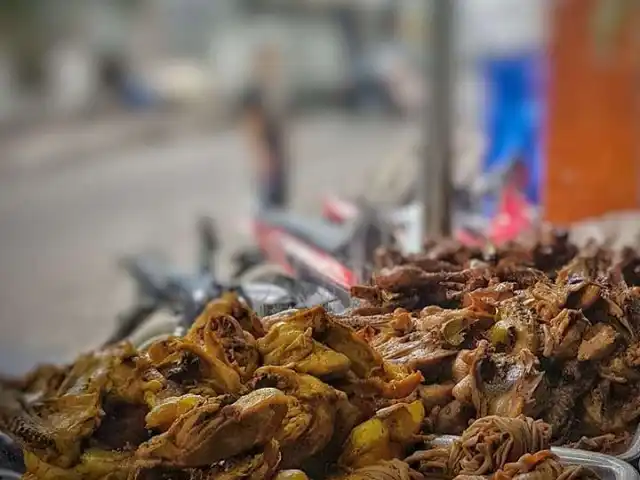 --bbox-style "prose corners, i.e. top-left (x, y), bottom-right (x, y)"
top-left (185, 307), bottom-right (260, 379)
top-left (22, 448), bottom-right (134, 480)
top-left (260, 306), bottom-right (422, 399)
top-left (557, 243), bottom-right (614, 286)
top-left (251, 366), bottom-right (345, 468)
top-left (422, 238), bottom-right (482, 266)
top-left (581, 380), bottom-right (640, 437)
top-left (578, 324), bottom-right (619, 361)
top-left (540, 360), bottom-right (597, 443)
top-left (351, 285), bottom-right (384, 306)
top-left (0, 343), bottom-right (141, 468)
top-left (493, 263), bottom-right (547, 290)
top-left (489, 297), bottom-right (540, 355)
top-left (468, 343), bottom-right (547, 419)
top-left (335, 310), bottom-right (412, 333)
top-left (0, 388), bottom-right (93, 468)
top-left (417, 383), bottom-right (454, 412)
top-left (339, 401), bottom-right (425, 470)
top-left (526, 281), bottom-right (566, 322)
top-left (598, 343), bottom-right (640, 383)
top-left (197, 292), bottom-right (265, 339)
top-left (541, 309), bottom-right (590, 360)
top-left (366, 330), bottom-right (457, 380)
top-left (198, 438), bottom-right (282, 480)
top-left (462, 282), bottom-right (515, 315)
top-left (144, 394), bottom-right (206, 432)
top-left (414, 306), bottom-right (493, 347)
top-left (368, 266), bottom-right (469, 310)
top-left (257, 307), bottom-right (352, 378)
top-left (135, 388), bottom-right (288, 468)
top-left (373, 266), bottom-right (467, 293)
top-left (565, 280), bottom-right (605, 312)
top-left (427, 399), bottom-right (474, 435)
top-left (145, 337), bottom-right (243, 396)
top-left (131, 439), bottom-right (281, 480)
top-left (333, 459), bottom-right (425, 480)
